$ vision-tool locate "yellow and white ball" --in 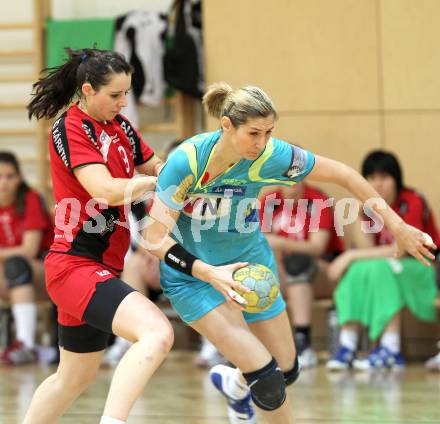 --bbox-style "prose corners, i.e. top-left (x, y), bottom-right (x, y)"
top-left (233, 264), bottom-right (279, 313)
